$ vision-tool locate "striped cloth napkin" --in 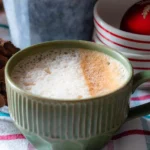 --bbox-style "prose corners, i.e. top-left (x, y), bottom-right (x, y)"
top-left (0, 89), bottom-right (150, 150)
